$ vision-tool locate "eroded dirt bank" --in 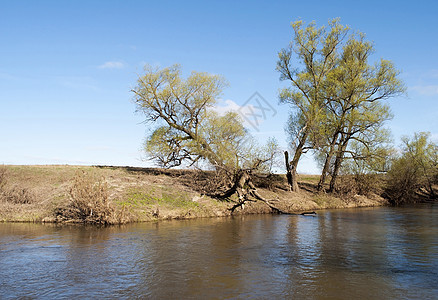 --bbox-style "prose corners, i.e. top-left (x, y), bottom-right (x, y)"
top-left (0, 165), bottom-right (388, 223)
